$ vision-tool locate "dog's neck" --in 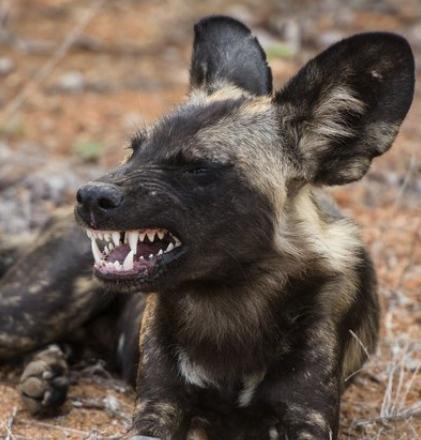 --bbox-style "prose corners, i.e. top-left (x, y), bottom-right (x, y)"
top-left (156, 262), bottom-right (322, 383)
